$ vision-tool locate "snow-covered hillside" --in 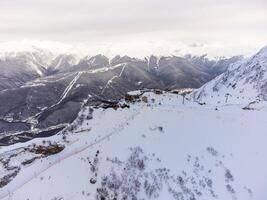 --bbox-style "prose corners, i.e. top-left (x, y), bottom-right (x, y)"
top-left (193, 46), bottom-right (267, 106)
top-left (0, 90), bottom-right (266, 200)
